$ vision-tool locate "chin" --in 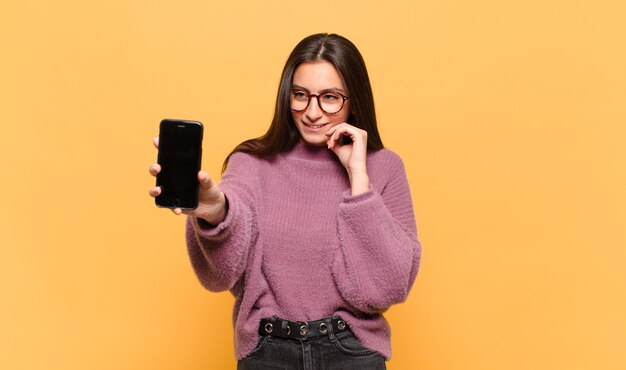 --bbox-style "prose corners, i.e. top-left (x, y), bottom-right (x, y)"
top-left (299, 133), bottom-right (327, 147)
